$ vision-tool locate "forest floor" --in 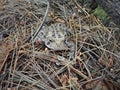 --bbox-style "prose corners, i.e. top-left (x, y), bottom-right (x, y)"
top-left (0, 0), bottom-right (120, 90)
